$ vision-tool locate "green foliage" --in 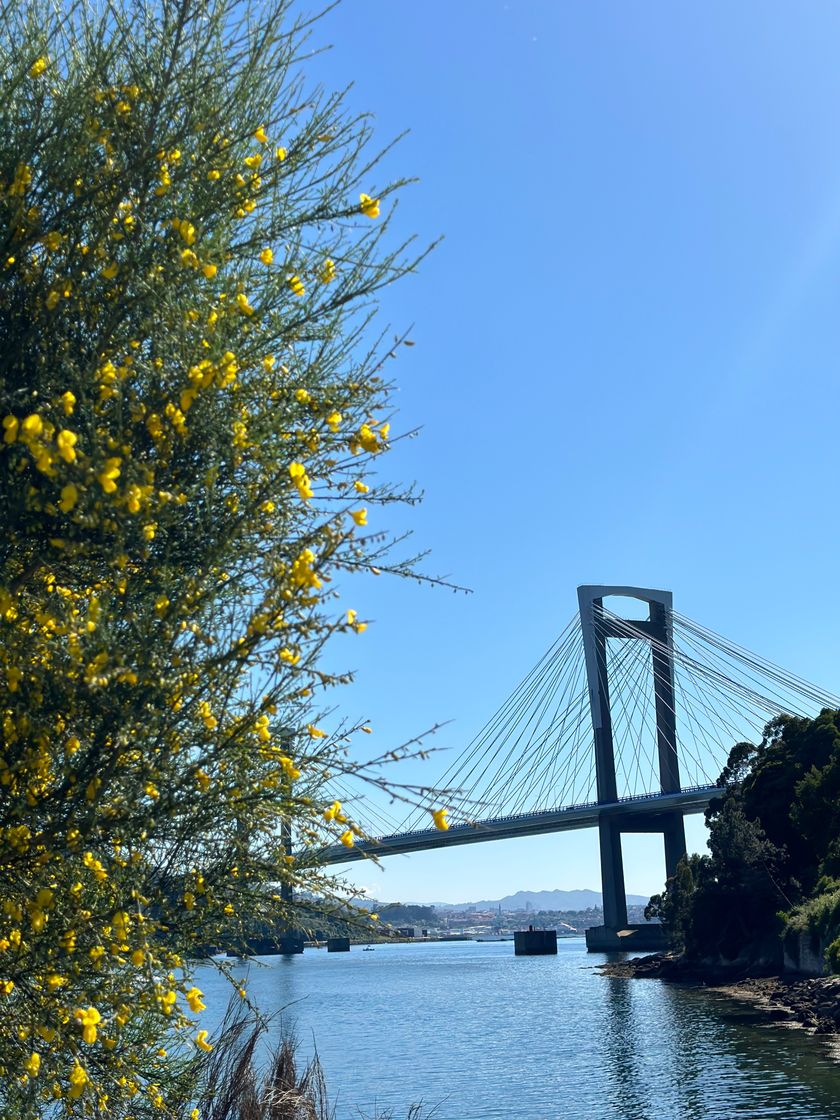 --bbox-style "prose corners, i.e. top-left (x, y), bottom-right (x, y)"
top-left (782, 879), bottom-right (840, 973)
top-left (645, 854), bottom-right (699, 952)
top-left (0, 0), bottom-right (438, 1114)
top-left (730, 709), bottom-right (840, 890)
top-left (666, 709), bottom-right (840, 968)
top-left (650, 805), bottom-right (788, 961)
top-left (377, 903), bottom-right (437, 928)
